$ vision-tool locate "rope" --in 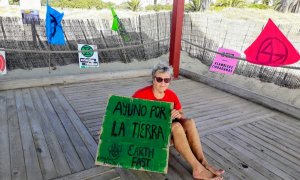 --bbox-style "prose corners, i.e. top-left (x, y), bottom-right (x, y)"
top-left (3, 38), bottom-right (170, 54)
top-left (3, 37), bottom-right (300, 70)
top-left (182, 39), bottom-right (300, 70)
